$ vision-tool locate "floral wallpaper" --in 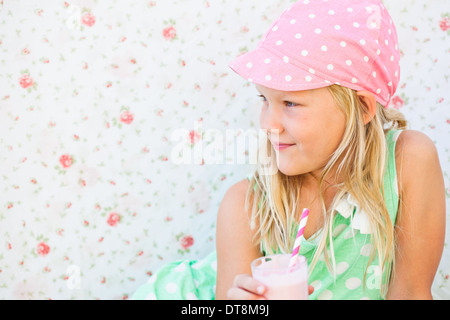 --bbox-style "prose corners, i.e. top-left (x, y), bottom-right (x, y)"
top-left (0, 0), bottom-right (448, 300)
